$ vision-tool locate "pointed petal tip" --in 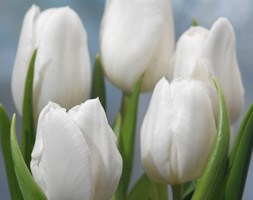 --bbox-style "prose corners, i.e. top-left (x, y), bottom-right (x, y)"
top-left (43, 101), bottom-right (63, 112)
top-left (215, 17), bottom-right (231, 26)
top-left (55, 6), bottom-right (82, 22)
top-left (29, 4), bottom-right (40, 12)
top-left (87, 98), bottom-right (103, 109)
top-left (211, 17), bottom-right (234, 37)
top-left (46, 101), bottom-right (59, 107)
top-left (160, 76), bottom-right (167, 82)
top-left (157, 77), bottom-right (169, 86)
